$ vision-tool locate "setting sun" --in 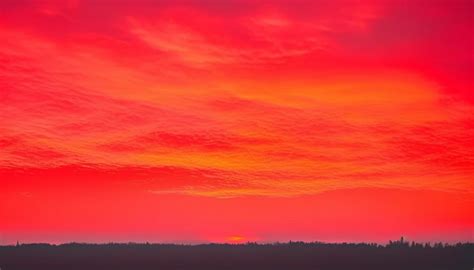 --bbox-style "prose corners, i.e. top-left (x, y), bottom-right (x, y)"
top-left (228, 236), bottom-right (246, 244)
